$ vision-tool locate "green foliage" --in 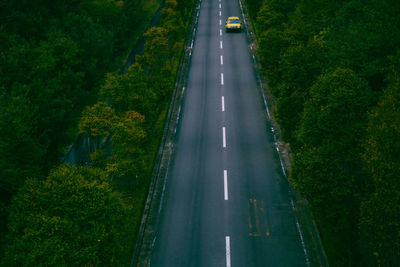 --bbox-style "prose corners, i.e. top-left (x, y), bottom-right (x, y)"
top-left (276, 39), bottom-right (325, 143)
top-left (257, 28), bottom-right (294, 90)
top-left (99, 63), bottom-right (157, 119)
top-left (2, 164), bottom-right (130, 266)
top-left (79, 102), bottom-right (118, 138)
top-left (293, 68), bottom-right (372, 263)
top-left (137, 27), bottom-right (175, 101)
top-left (112, 111), bottom-right (146, 158)
top-left (107, 111), bottom-right (146, 185)
top-left (138, 27), bottom-right (170, 77)
top-left (0, 0), bottom-right (159, 204)
top-left (61, 12), bottom-right (115, 87)
top-left (0, 0), bottom-right (152, 259)
top-left (162, 0), bottom-right (186, 46)
top-left (294, 68), bottom-right (371, 230)
top-left (297, 68), bottom-right (372, 147)
top-left (324, 0), bottom-right (400, 91)
top-left (0, 95), bottom-right (45, 195)
top-left (255, 0), bottom-right (296, 32)
top-left (97, 0), bottom-right (194, 187)
top-left (359, 75), bottom-right (400, 266)
top-left (0, 0), bottom-right (194, 264)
